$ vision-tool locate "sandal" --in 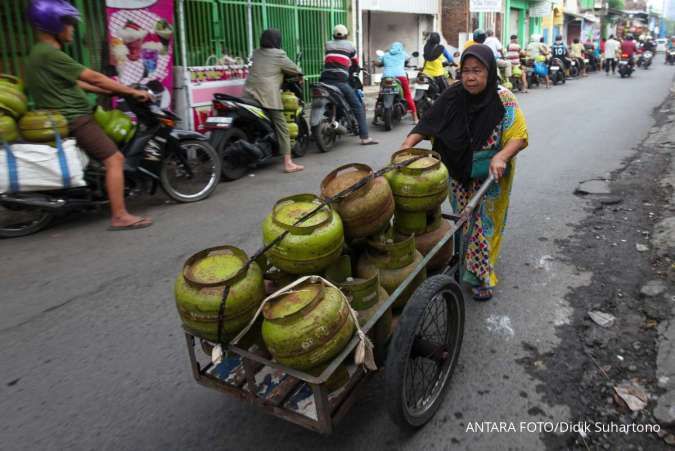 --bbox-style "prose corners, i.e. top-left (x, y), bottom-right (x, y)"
top-left (361, 139), bottom-right (379, 146)
top-left (472, 287), bottom-right (494, 301)
top-left (108, 218), bottom-right (153, 231)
